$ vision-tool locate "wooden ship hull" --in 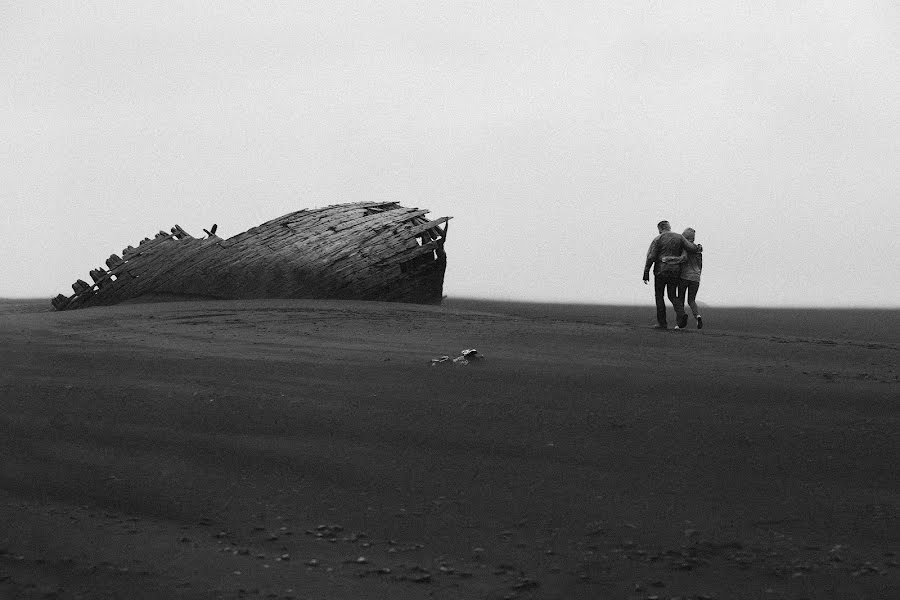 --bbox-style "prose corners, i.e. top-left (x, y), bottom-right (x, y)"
top-left (52, 202), bottom-right (450, 310)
